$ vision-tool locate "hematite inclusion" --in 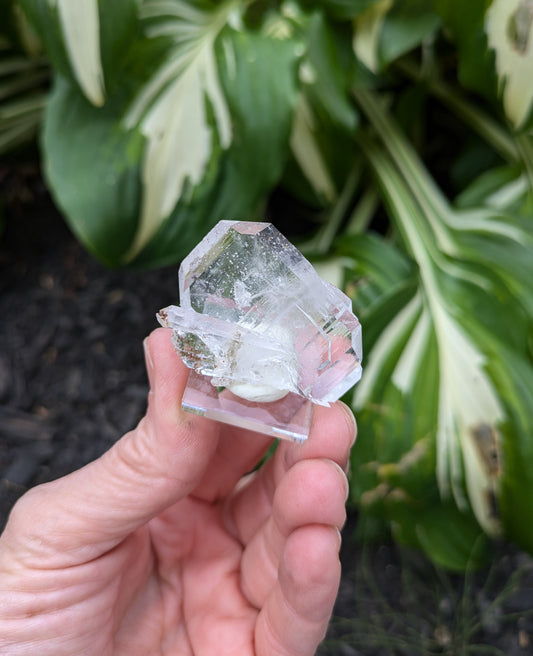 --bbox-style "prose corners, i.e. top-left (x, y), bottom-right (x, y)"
top-left (157, 221), bottom-right (362, 441)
